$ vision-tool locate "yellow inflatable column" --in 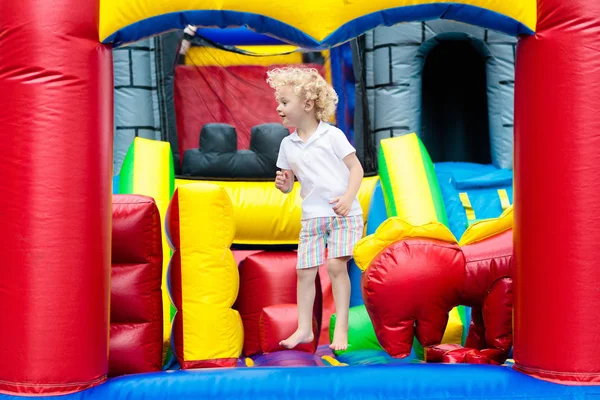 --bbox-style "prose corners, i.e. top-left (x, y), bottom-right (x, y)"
top-left (166, 183), bottom-right (243, 368)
